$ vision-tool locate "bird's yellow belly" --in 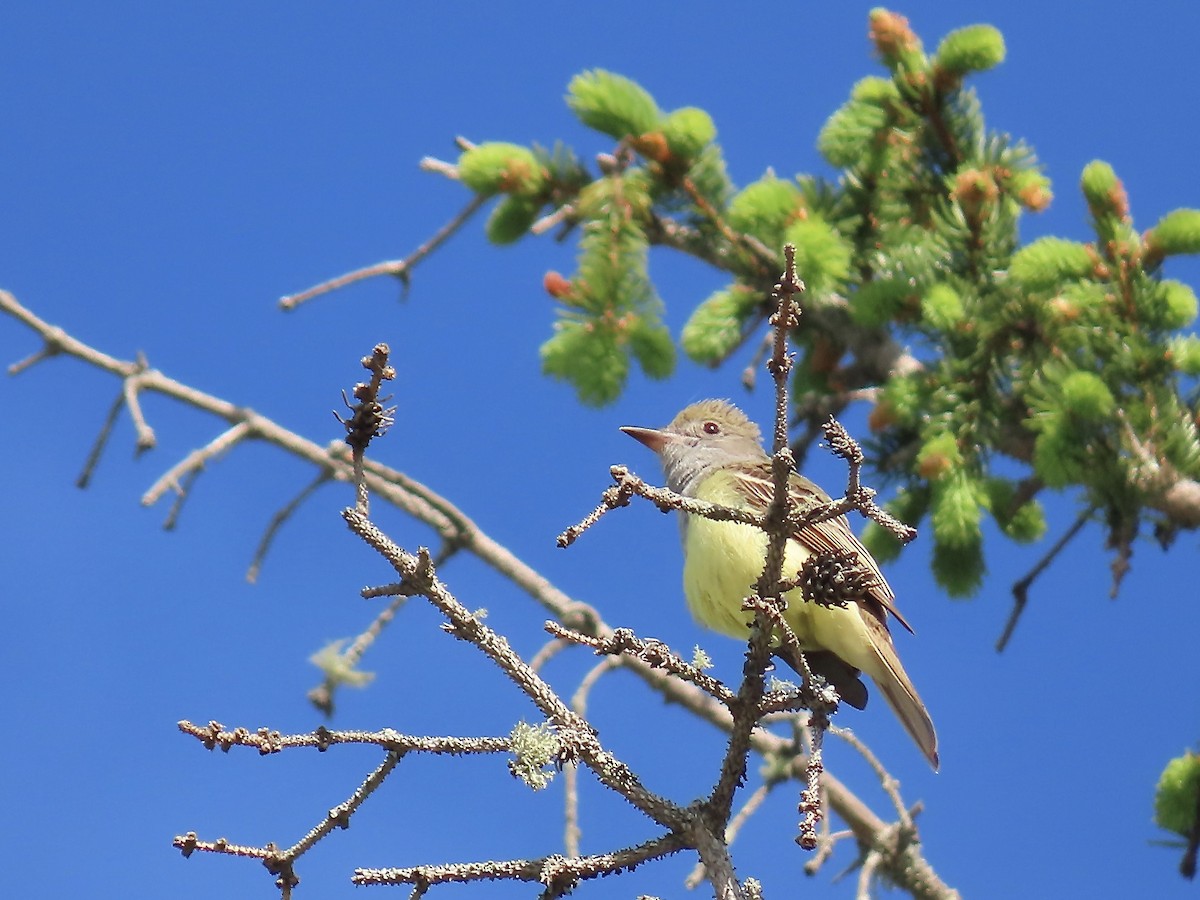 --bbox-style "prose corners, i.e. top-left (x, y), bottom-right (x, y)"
top-left (682, 517), bottom-right (770, 638)
top-left (682, 516), bottom-right (875, 675)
